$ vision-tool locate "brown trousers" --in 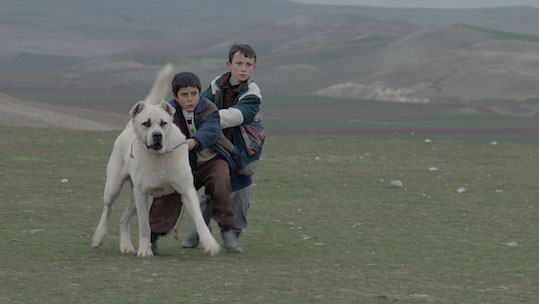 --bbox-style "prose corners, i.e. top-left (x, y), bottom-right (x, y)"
top-left (149, 155), bottom-right (236, 235)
